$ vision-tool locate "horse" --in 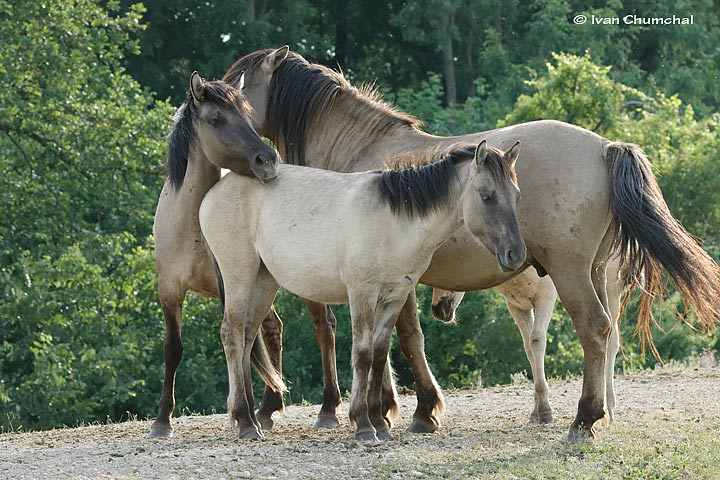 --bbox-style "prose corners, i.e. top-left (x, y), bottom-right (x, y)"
top-left (199, 140), bottom-right (525, 440)
top-left (149, 72), bottom-right (281, 438)
top-left (430, 254), bottom-right (628, 424)
top-left (224, 47), bottom-right (720, 440)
